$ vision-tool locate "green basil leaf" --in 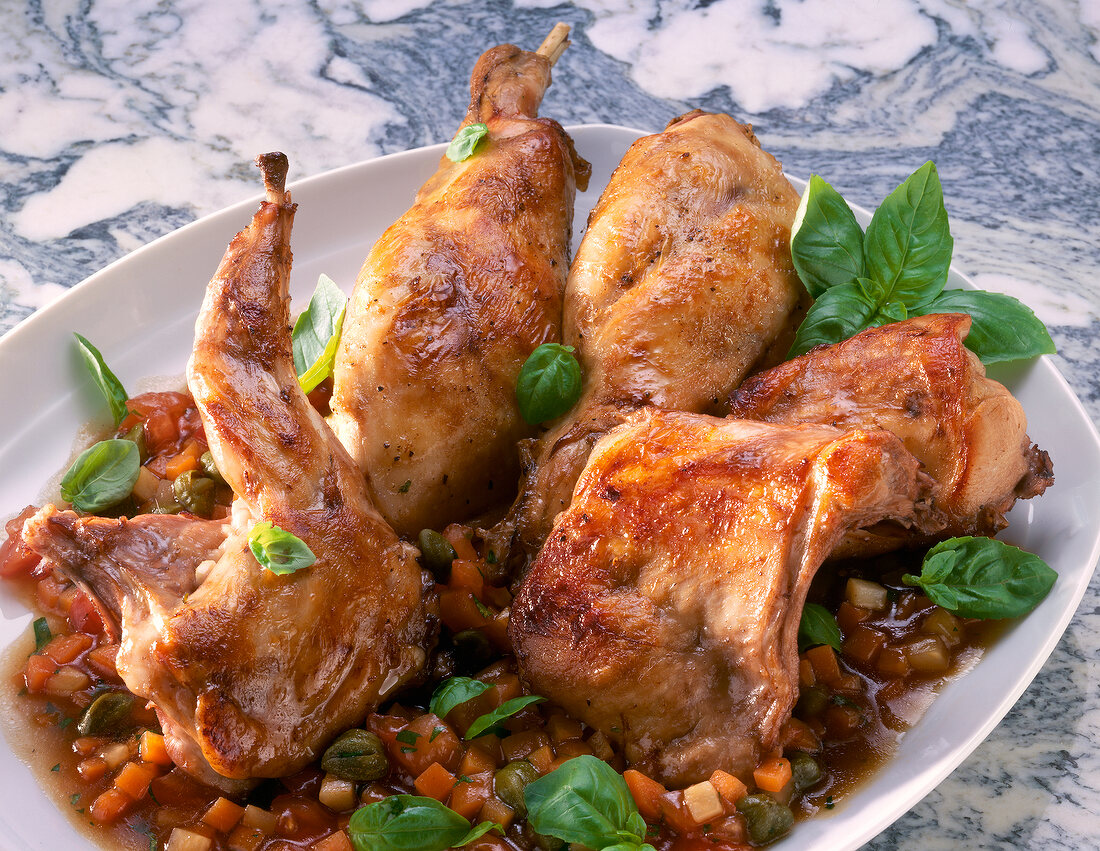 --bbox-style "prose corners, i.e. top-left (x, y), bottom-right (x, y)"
top-left (73, 333), bottom-right (130, 427)
top-left (902, 536), bottom-right (1056, 619)
top-left (60, 439), bottom-right (141, 513)
top-left (455, 821), bottom-right (502, 846)
top-left (525, 755), bottom-right (647, 849)
top-left (348, 795), bottom-right (479, 851)
top-left (293, 273), bottom-right (347, 393)
top-left (33, 616), bottom-right (52, 652)
top-left (915, 289), bottom-right (1056, 364)
top-left (516, 343), bottom-right (583, 424)
top-left (788, 282), bottom-right (880, 358)
top-left (863, 161), bottom-right (953, 307)
top-left (247, 521), bottom-right (316, 575)
top-left (790, 175), bottom-right (866, 297)
top-left (429, 676), bottom-right (492, 720)
top-left (798, 603), bottom-right (842, 652)
top-left (465, 695), bottom-right (544, 740)
top-left (446, 123), bottom-right (489, 162)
